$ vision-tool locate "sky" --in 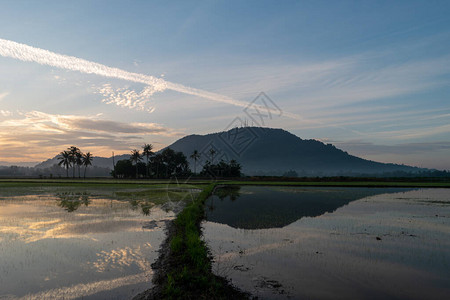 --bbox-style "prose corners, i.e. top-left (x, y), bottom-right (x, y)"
top-left (0, 0), bottom-right (449, 169)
